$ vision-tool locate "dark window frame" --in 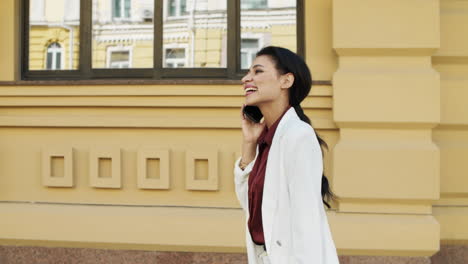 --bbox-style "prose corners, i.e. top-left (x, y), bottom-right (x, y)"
top-left (20, 0), bottom-right (305, 81)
